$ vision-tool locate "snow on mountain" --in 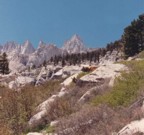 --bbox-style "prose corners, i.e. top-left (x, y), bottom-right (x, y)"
top-left (62, 34), bottom-right (87, 54)
top-left (21, 40), bottom-right (35, 55)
